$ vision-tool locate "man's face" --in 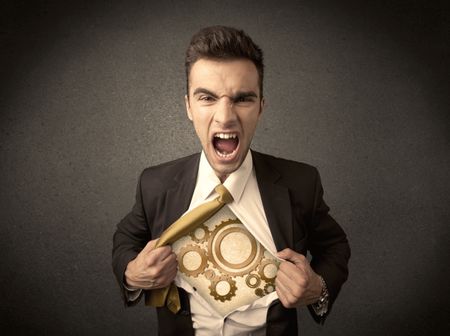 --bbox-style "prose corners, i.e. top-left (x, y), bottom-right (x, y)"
top-left (185, 58), bottom-right (264, 181)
